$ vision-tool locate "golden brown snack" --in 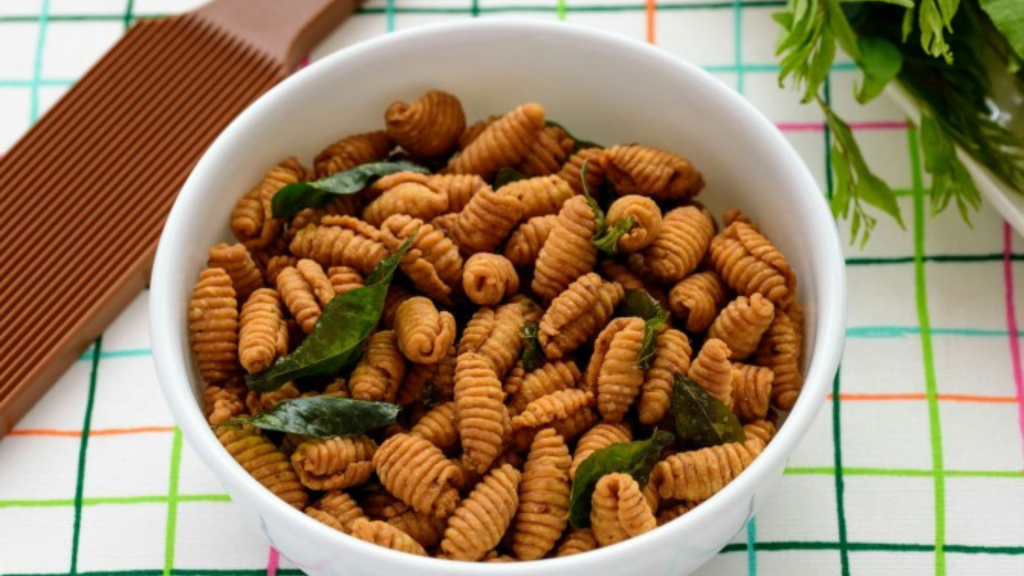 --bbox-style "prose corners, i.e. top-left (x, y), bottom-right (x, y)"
top-left (380, 214), bottom-right (463, 305)
top-left (207, 243), bottom-right (264, 302)
top-left (446, 103), bottom-right (546, 179)
top-left (585, 317), bottom-right (646, 422)
top-left (511, 389), bottom-right (594, 431)
top-left (231, 158), bottom-right (305, 250)
top-left (350, 518), bottom-right (428, 556)
top-left (555, 528), bottom-right (598, 557)
top-left (245, 381), bottom-right (300, 415)
top-left (427, 174), bottom-right (490, 214)
top-left (322, 377), bottom-right (350, 398)
top-left (350, 330), bottom-right (406, 402)
top-left (387, 508), bottom-right (448, 549)
top-left (600, 144), bottom-right (705, 200)
top-left (238, 288), bottom-right (285, 374)
top-left (285, 196), bottom-right (360, 244)
top-left (393, 296), bottom-right (457, 364)
top-left (275, 266), bottom-right (321, 334)
top-left (289, 216), bottom-right (390, 276)
top-left (462, 253), bottom-right (520, 306)
top-left (290, 436), bottom-right (376, 491)
top-left (313, 130), bottom-right (392, 178)
top-left (362, 172), bottom-right (450, 227)
top-left (410, 401), bottom-right (459, 451)
top-left (688, 338), bottom-right (734, 408)
top-left (709, 221), bottom-right (797, 306)
top-left (451, 188), bottom-right (523, 256)
top-left (532, 196), bottom-right (599, 302)
top-left (459, 115), bottom-right (500, 150)
top-left (296, 258), bottom-right (335, 308)
top-left (785, 300), bottom-right (805, 356)
top-left (547, 405), bottom-right (599, 444)
top-left (430, 212), bottom-right (459, 237)
top-left (539, 273), bottom-right (624, 359)
top-left (497, 175), bottom-right (575, 220)
top-left (508, 360), bottom-right (581, 417)
top-left (510, 428), bottom-right (572, 560)
top-left (305, 490), bottom-right (366, 533)
top-left (557, 147), bottom-right (605, 195)
top-left (359, 487), bottom-right (410, 521)
top-left (708, 294), bottom-right (775, 360)
top-left (571, 423), bottom-right (633, 480)
top-left (327, 265), bottom-right (364, 295)
top-left (754, 309), bottom-right (803, 411)
top-left (504, 215), bottom-right (559, 268)
top-left (731, 363), bottom-right (774, 421)
top-left (656, 502), bottom-right (694, 525)
top-left (642, 475), bottom-right (661, 515)
top-left (396, 361), bottom-right (434, 406)
top-left (503, 361), bottom-right (526, 400)
top-left (204, 385), bottom-right (245, 426)
top-left (439, 464), bottom-right (522, 561)
top-left (639, 328), bottom-right (693, 424)
top-left (459, 301), bottom-right (537, 381)
top-left (385, 90), bottom-right (466, 159)
top-left (380, 284), bottom-right (414, 329)
top-left (629, 206), bottom-right (715, 283)
top-left (373, 433), bottom-right (461, 517)
top-left (217, 426), bottom-right (307, 509)
top-left (430, 343), bottom-right (458, 402)
top-left (590, 473), bottom-right (657, 547)
top-left (455, 352), bottom-right (509, 473)
top-left (517, 124), bottom-right (575, 177)
top-left (483, 552), bottom-right (517, 563)
top-left (189, 268), bottom-right (238, 384)
top-left (606, 195), bottom-right (663, 253)
top-left (668, 271), bottom-right (729, 333)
